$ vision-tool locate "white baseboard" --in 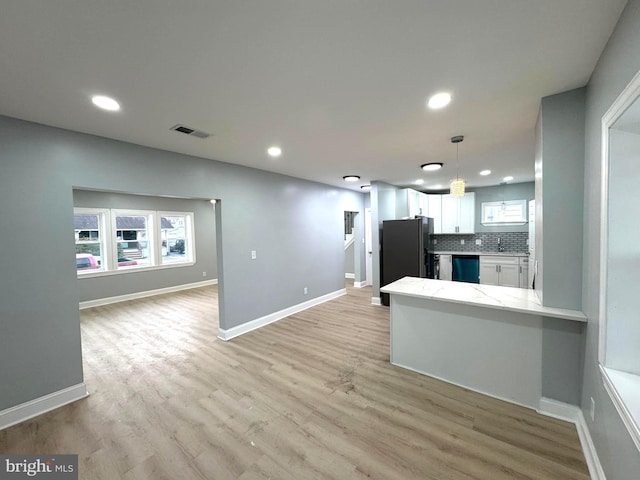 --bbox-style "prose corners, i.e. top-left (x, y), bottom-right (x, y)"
top-left (79, 279), bottom-right (218, 309)
top-left (371, 296), bottom-right (382, 306)
top-left (538, 397), bottom-right (606, 480)
top-left (354, 281), bottom-right (367, 288)
top-left (218, 288), bottom-right (346, 341)
top-left (0, 383), bottom-right (89, 431)
top-left (345, 273), bottom-right (355, 279)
